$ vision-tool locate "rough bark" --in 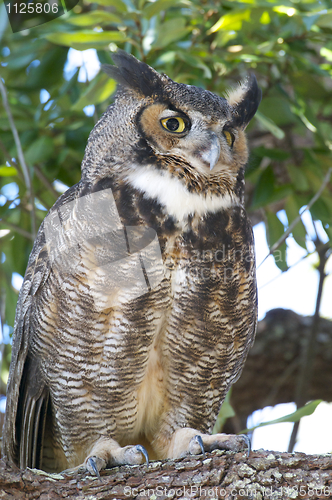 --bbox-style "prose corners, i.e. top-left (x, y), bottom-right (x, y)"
top-left (1, 450), bottom-right (332, 499)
